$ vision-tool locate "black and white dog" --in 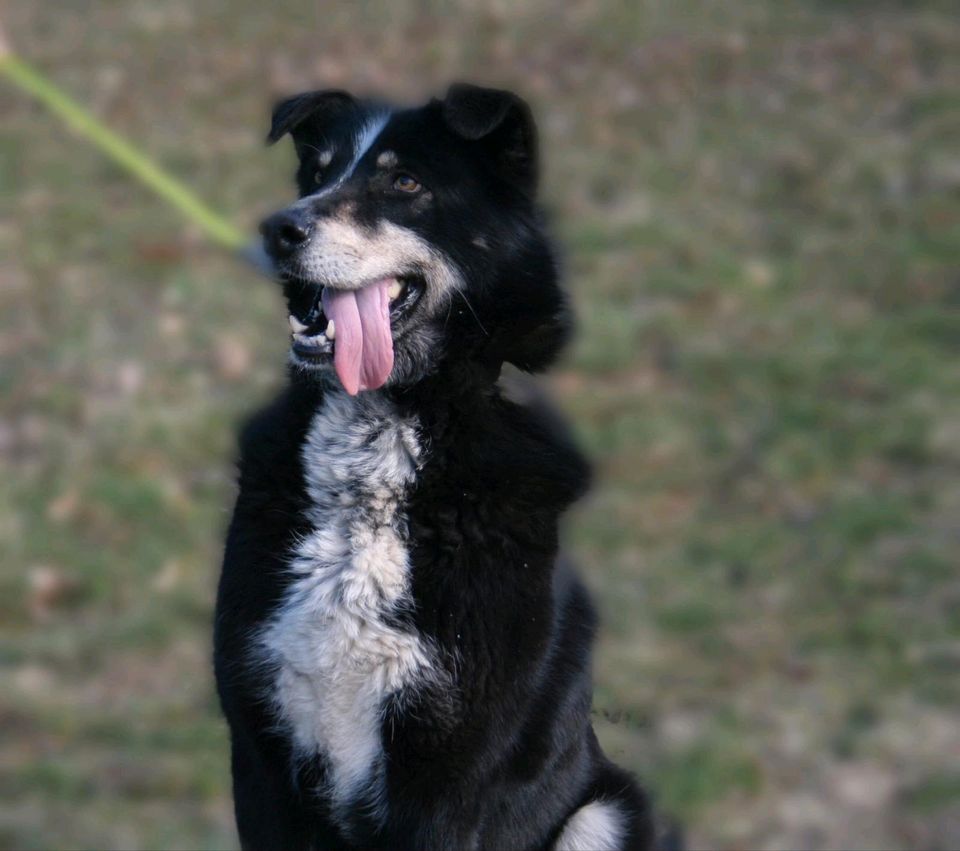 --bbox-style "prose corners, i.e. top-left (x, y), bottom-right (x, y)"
top-left (214, 84), bottom-right (654, 850)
